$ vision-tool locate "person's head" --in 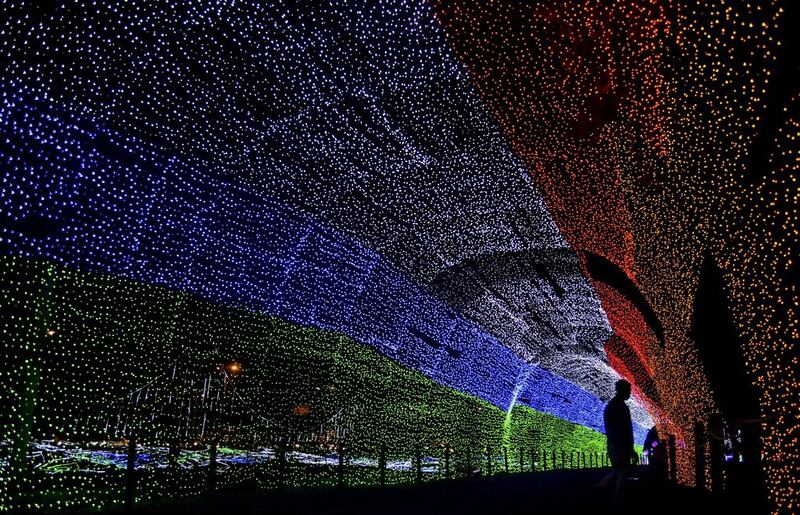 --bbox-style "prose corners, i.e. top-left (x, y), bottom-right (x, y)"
top-left (614, 379), bottom-right (631, 400)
